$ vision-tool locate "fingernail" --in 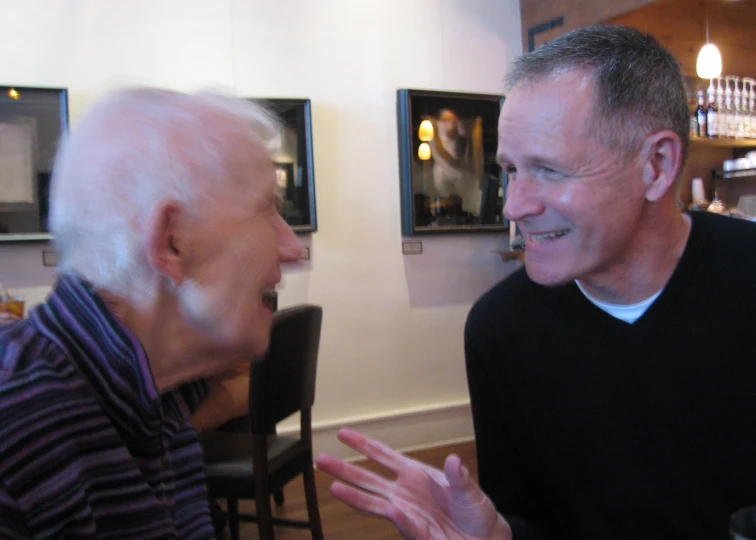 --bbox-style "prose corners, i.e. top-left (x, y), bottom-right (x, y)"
top-left (460, 464), bottom-right (469, 482)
